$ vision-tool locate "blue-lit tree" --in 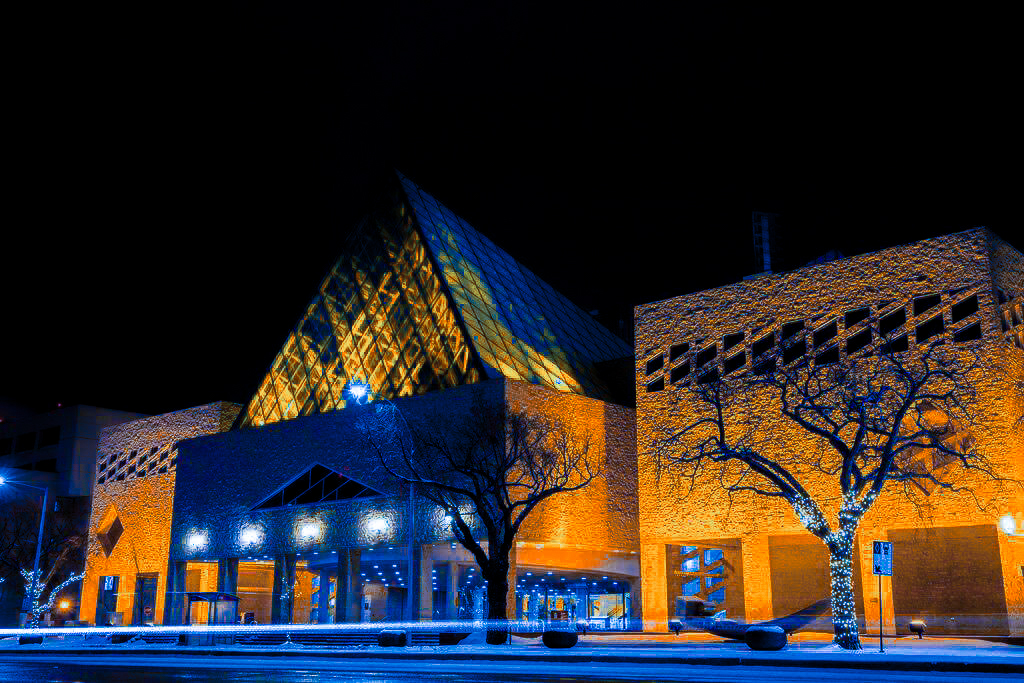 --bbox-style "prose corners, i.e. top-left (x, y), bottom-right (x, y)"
top-left (359, 396), bottom-right (597, 644)
top-left (650, 339), bottom-right (1009, 650)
